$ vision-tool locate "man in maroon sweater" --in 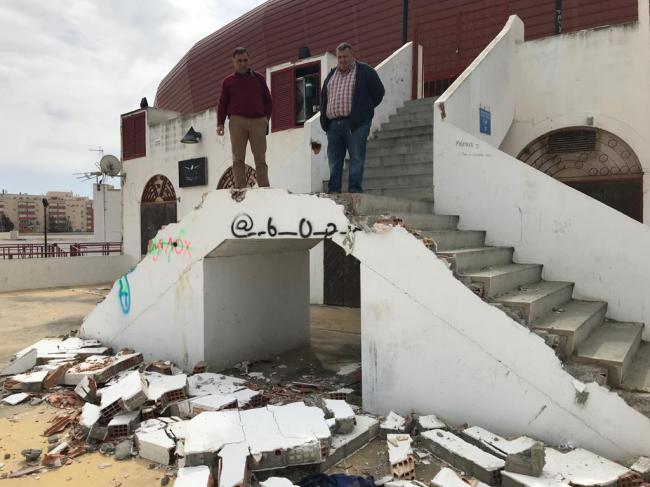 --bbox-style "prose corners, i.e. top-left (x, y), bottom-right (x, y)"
top-left (217, 47), bottom-right (273, 188)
